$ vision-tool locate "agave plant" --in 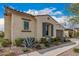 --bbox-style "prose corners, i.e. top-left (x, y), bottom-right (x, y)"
top-left (23, 37), bottom-right (36, 48)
